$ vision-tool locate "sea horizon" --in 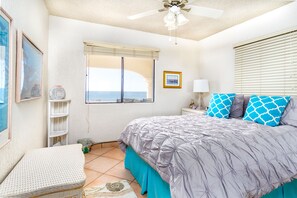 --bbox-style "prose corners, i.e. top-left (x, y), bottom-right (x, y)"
top-left (86, 91), bottom-right (148, 102)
